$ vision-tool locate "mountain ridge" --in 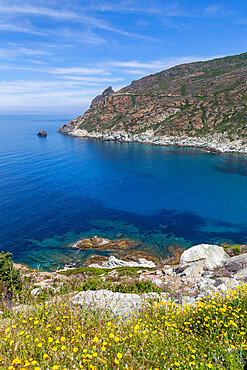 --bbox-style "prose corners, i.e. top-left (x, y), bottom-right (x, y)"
top-left (59, 52), bottom-right (247, 150)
